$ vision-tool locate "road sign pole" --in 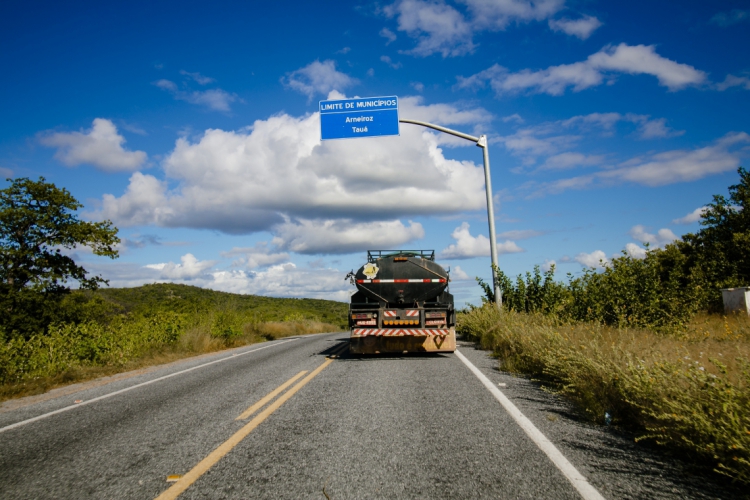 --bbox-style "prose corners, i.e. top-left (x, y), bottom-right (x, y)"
top-left (399, 119), bottom-right (502, 309)
top-left (478, 135), bottom-right (501, 309)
